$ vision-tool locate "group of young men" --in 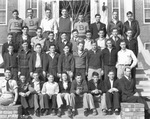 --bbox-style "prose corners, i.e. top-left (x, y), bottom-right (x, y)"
top-left (0, 7), bottom-right (150, 118)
